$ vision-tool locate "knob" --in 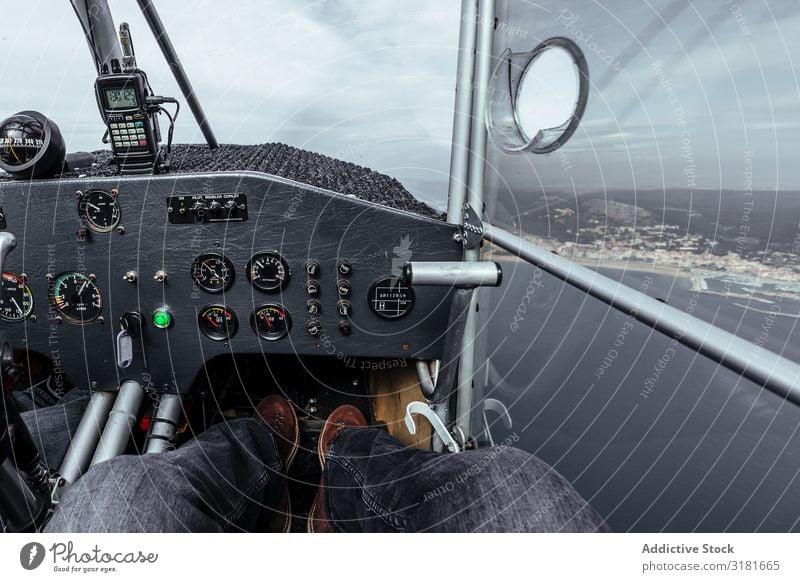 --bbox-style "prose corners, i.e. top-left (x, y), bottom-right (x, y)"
top-left (337, 259), bottom-right (352, 275)
top-left (306, 299), bottom-right (322, 316)
top-left (307, 319), bottom-right (321, 336)
top-left (305, 260), bottom-right (320, 277)
top-left (338, 320), bottom-right (352, 335)
top-left (208, 201), bottom-right (222, 214)
top-left (337, 279), bottom-right (351, 297)
top-left (337, 300), bottom-right (351, 317)
top-left (224, 199), bottom-right (238, 212)
top-left (190, 201), bottom-right (208, 218)
top-left (306, 279), bottom-right (320, 297)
